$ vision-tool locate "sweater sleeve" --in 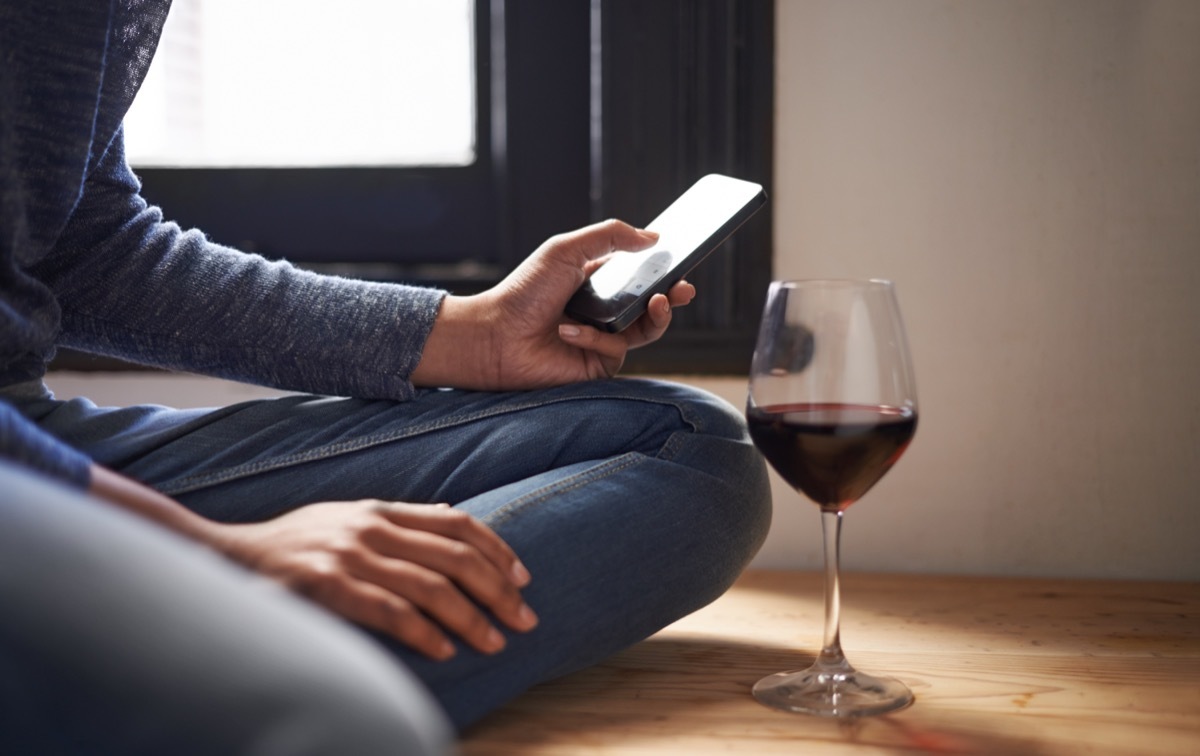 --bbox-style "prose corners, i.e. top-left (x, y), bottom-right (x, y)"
top-left (0, 399), bottom-right (91, 489)
top-left (31, 131), bottom-right (447, 401)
